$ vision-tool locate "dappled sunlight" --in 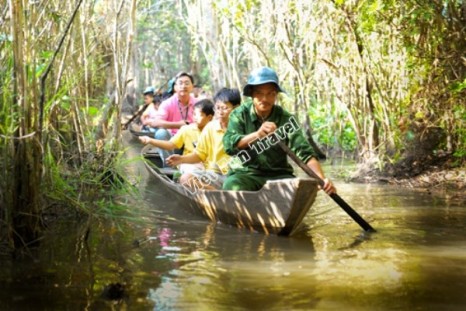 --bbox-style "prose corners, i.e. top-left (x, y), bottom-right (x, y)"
top-left (189, 178), bottom-right (318, 234)
top-left (313, 248), bottom-right (407, 290)
top-left (142, 147), bottom-right (319, 235)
